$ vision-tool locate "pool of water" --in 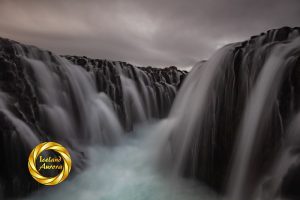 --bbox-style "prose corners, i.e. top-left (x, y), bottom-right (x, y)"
top-left (25, 121), bottom-right (219, 200)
